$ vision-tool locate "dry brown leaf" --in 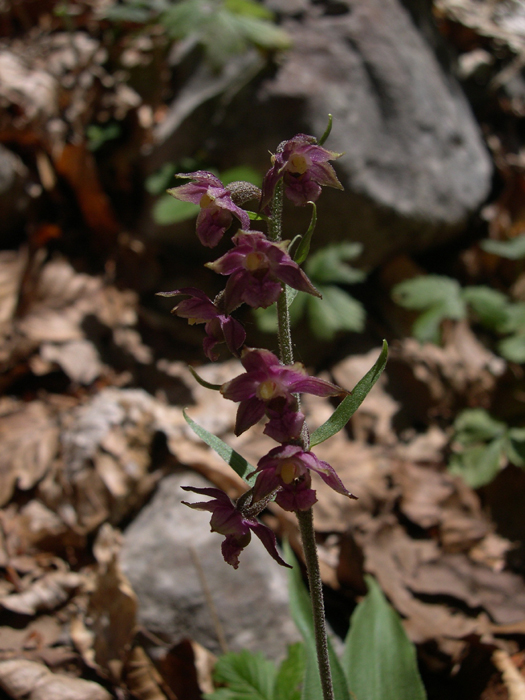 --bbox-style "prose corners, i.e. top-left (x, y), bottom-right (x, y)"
top-left (124, 646), bottom-right (174, 700)
top-left (0, 658), bottom-right (112, 700)
top-left (71, 526), bottom-right (137, 682)
top-left (0, 616), bottom-right (62, 653)
top-left (493, 650), bottom-right (525, 700)
top-left (0, 400), bottom-right (59, 507)
top-left (0, 570), bottom-right (82, 615)
top-left (39, 340), bottom-right (103, 385)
